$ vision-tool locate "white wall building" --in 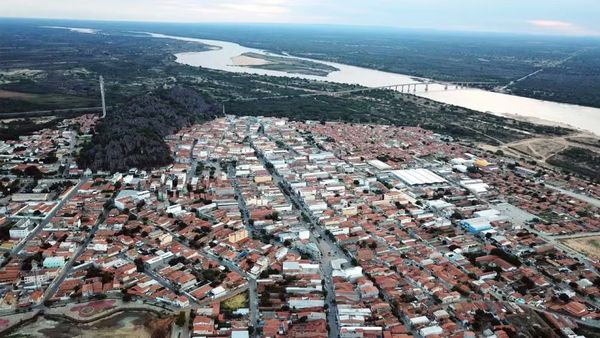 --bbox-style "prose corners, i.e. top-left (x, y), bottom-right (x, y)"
top-left (43, 256), bottom-right (65, 269)
top-left (9, 218), bottom-right (35, 239)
